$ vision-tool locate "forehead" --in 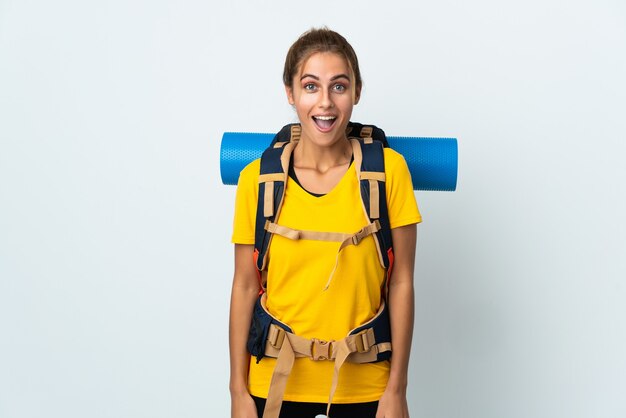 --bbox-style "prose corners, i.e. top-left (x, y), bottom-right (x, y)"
top-left (298, 52), bottom-right (351, 78)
